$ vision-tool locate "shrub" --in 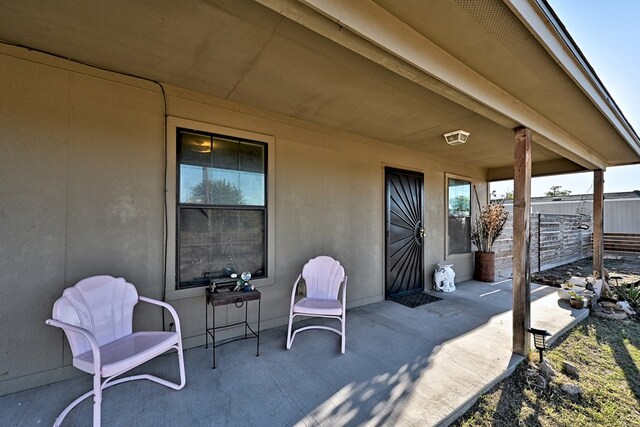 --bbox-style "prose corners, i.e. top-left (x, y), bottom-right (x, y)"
top-left (614, 281), bottom-right (640, 308)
